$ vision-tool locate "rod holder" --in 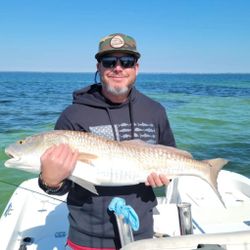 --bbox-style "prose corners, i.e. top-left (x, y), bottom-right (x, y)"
top-left (177, 202), bottom-right (193, 235)
top-left (115, 214), bottom-right (134, 247)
